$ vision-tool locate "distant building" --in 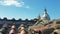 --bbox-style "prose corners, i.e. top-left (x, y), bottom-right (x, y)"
top-left (28, 8), bottom-right (60, 34)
